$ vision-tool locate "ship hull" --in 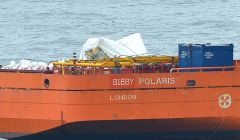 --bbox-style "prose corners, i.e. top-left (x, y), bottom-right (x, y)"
top-left (1, 71), bottom-right (240, 139)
